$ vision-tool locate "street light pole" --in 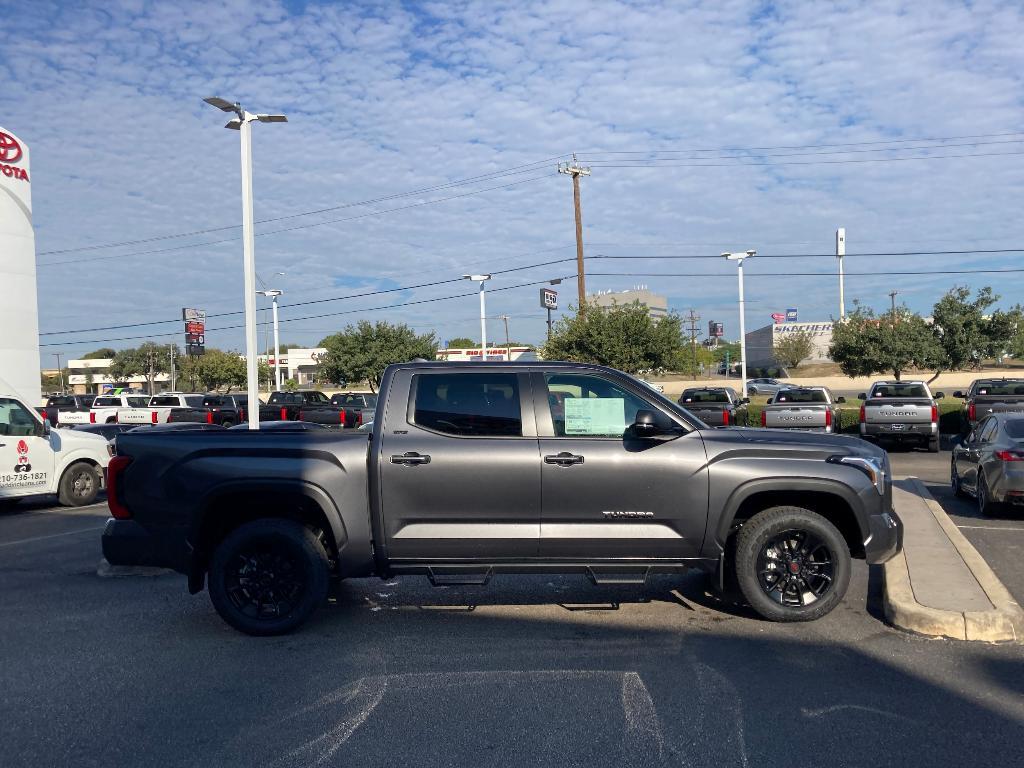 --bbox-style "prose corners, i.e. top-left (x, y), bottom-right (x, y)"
top-left (257, 289), bottom-right (284, 390)
top-left (498, 314), bottom-right (511, 360)
top-left (463, 274), bottom-right (492, 361)
top-left (204, 97), bottom-right (287, 430)
top-left (723, 250), bottom-right (756, 397)
top-left (836, 227), bottom-right (846, 320)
